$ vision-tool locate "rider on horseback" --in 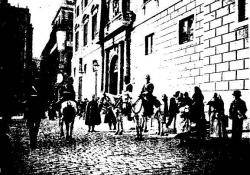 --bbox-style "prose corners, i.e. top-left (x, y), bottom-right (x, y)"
top-left (140, 74), bottom-right (161, 132)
